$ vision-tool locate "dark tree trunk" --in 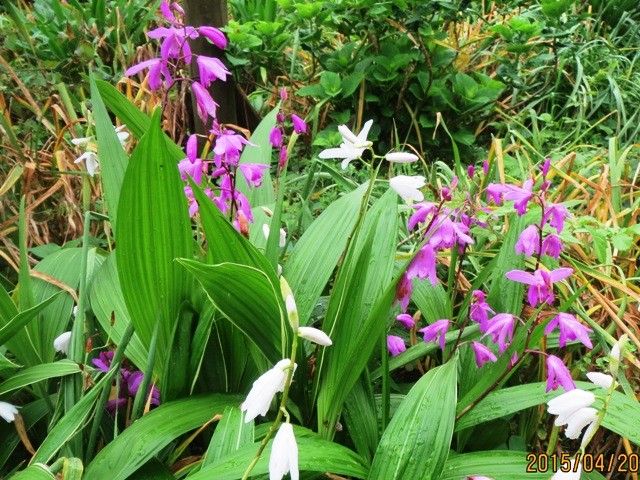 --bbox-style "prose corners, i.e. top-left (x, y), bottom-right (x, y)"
top-left (184, 0), bottom-right (260, 132)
